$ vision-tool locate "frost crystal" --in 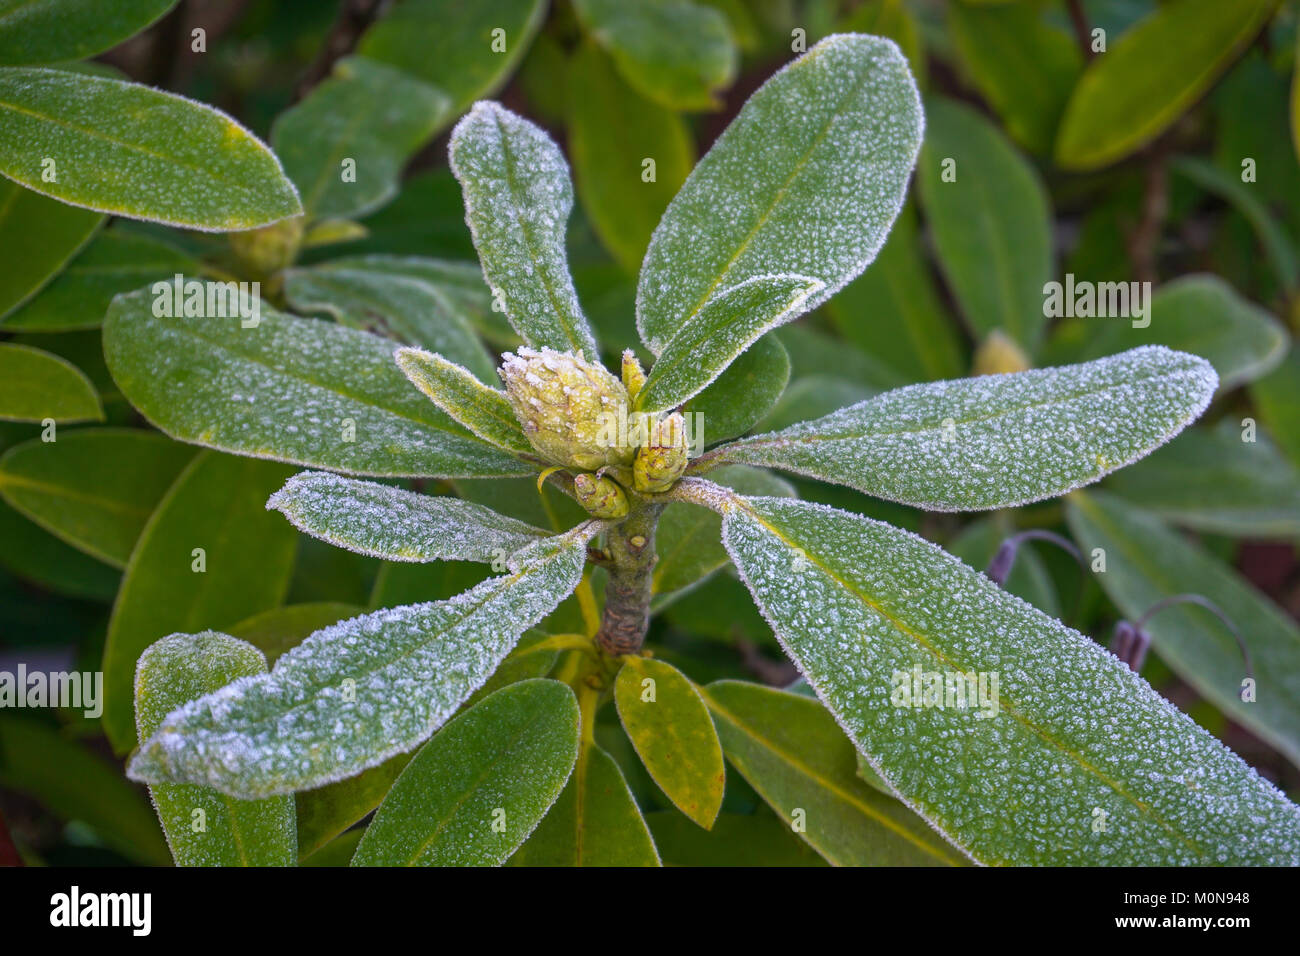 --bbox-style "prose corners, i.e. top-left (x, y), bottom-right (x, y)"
top-left (722, 495), bottom-right (1300, 865)
top-left (127, 524), bottom-right (598, 798)
top-left (267, 470), bottom-right (548, 562)
top-left (715, 346), bottom-right (1218, 511)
